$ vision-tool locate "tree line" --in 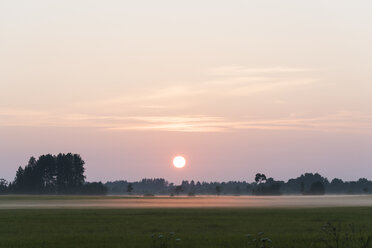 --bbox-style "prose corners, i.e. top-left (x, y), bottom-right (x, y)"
top-left (105, 173), bottom-right (372, 196)
top-left (1, 155), bottom-right (372, 196)
top-left (0, 153), bottom-right (107, 195)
